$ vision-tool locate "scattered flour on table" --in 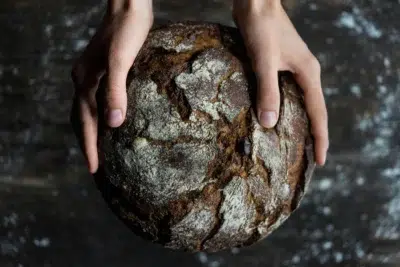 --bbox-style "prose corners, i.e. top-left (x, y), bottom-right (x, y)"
top-left (374, 163), bottom-right (400, 240)
top-left (356, 80), bottom-right (399, 160)
top-left (335, 5), bottom-right (382, 38)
